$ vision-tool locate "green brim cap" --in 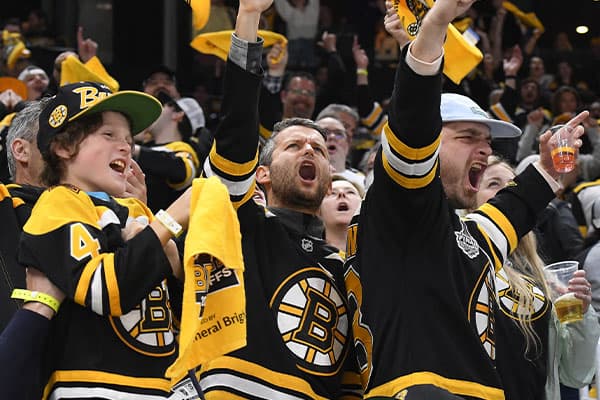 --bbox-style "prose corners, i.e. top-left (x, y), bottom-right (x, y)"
top-left (38, 81), bottom-right (162, 154)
